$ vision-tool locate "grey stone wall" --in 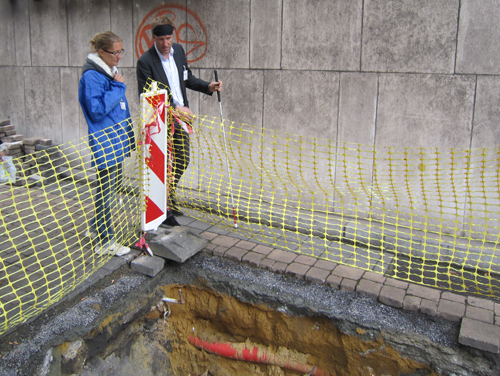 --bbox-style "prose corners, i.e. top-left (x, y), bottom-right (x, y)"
top-left (2, 0), bottom-right (498, 147)
top-left (1, 0), bottom-right (500, 233)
